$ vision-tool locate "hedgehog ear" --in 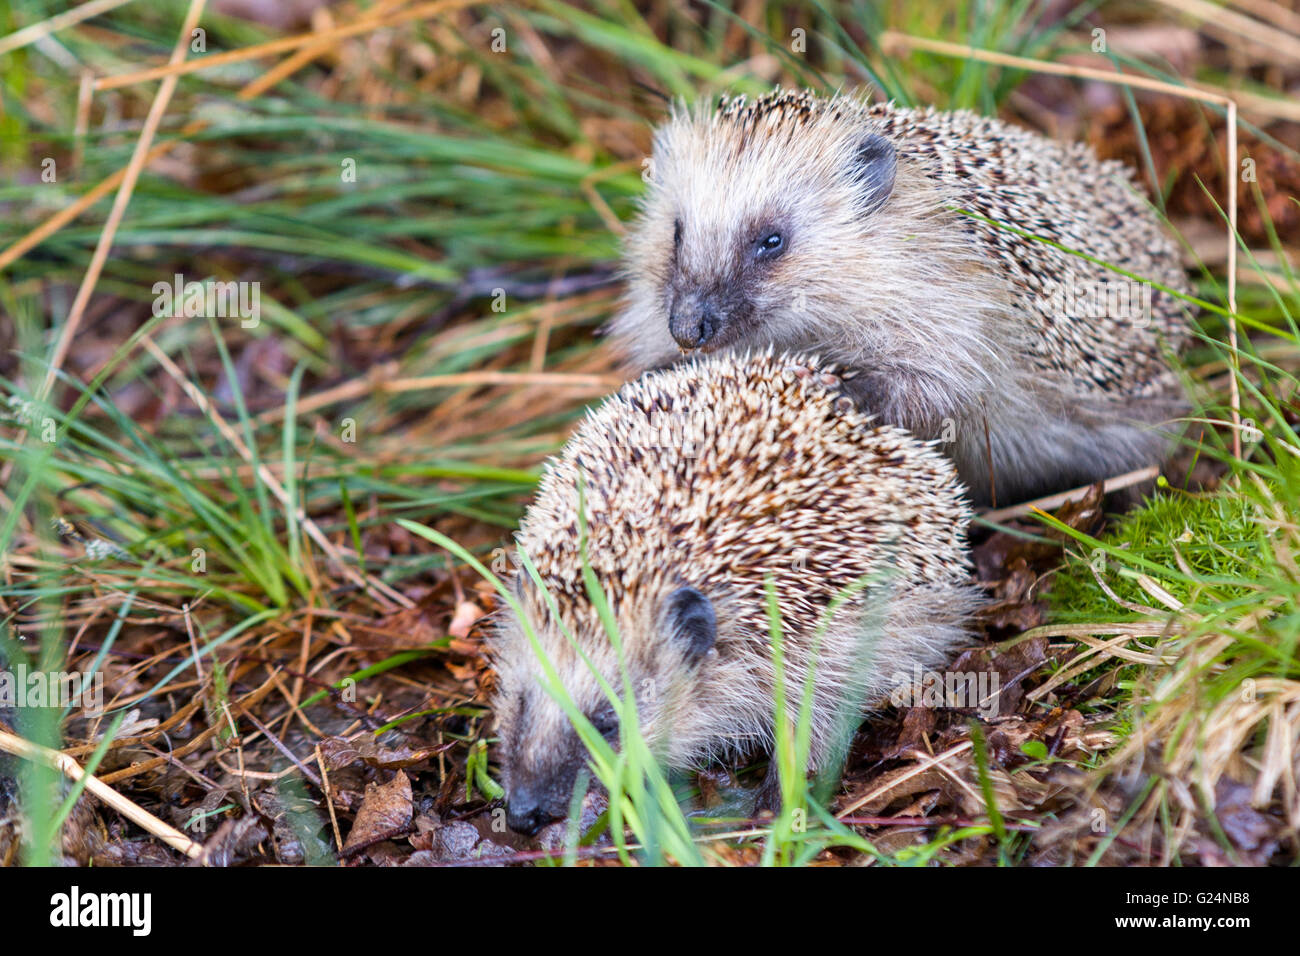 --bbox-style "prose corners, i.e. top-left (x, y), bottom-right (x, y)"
top-left (853, 133), bottom-right (897, 216)
top-left (663, 586), bottom-right (716, 662)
